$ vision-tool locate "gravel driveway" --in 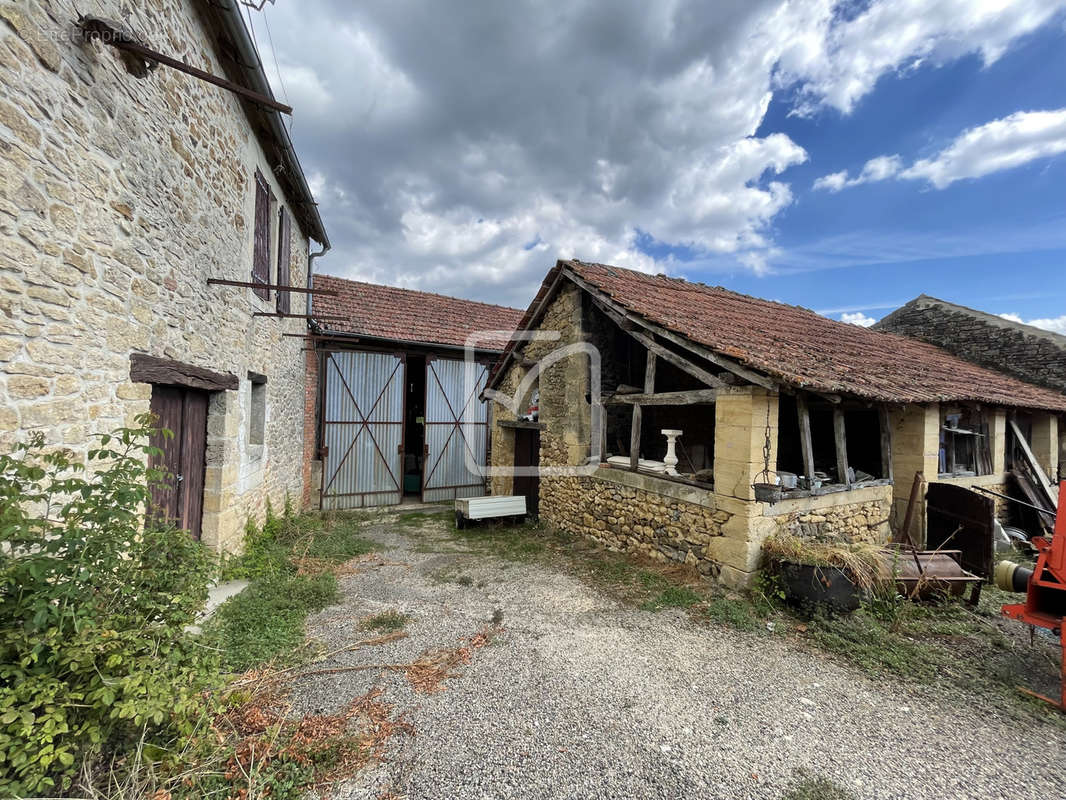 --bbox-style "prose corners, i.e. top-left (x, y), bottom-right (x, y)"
top-left (294, 510), bottom-right (1065, 800)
